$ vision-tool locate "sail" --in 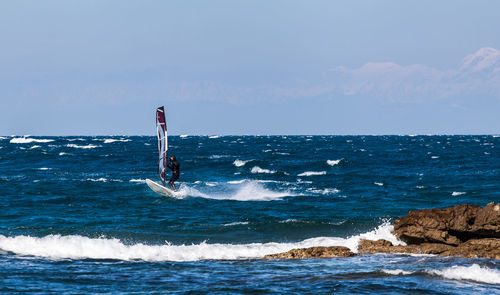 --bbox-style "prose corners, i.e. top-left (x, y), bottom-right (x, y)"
top-left (156, 106), bottom-right (168, 184)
